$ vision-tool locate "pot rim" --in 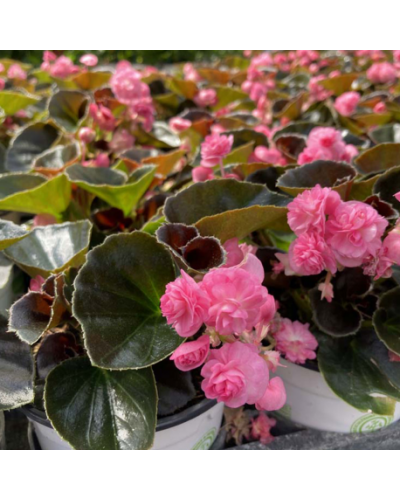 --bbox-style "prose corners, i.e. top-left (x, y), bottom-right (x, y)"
top-left (21, 397), bottom-right (219, 433)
